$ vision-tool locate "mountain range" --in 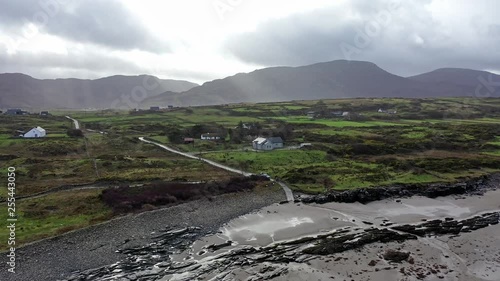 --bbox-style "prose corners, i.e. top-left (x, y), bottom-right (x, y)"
top-left (1, 60), bottom-right (499, 109)
top-left (0, 74), bottom-right (198, 109)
